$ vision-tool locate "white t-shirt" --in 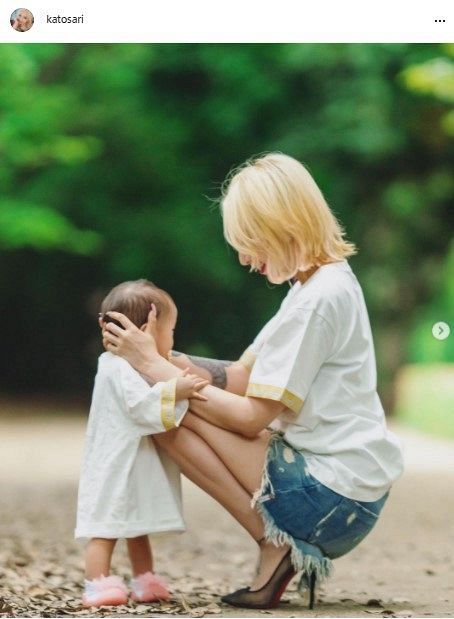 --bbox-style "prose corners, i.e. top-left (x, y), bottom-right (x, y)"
top-left (240, 261), bottom-right (404, 502)
top-left (75, 352), bottom-right (188, 539)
